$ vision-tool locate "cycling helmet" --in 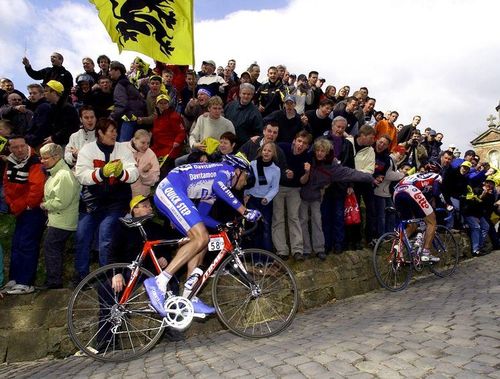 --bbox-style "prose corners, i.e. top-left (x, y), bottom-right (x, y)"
top-left (425, 160), bottom-right (442, 173)
top-left (223, 152), bottom-right (251, 172)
